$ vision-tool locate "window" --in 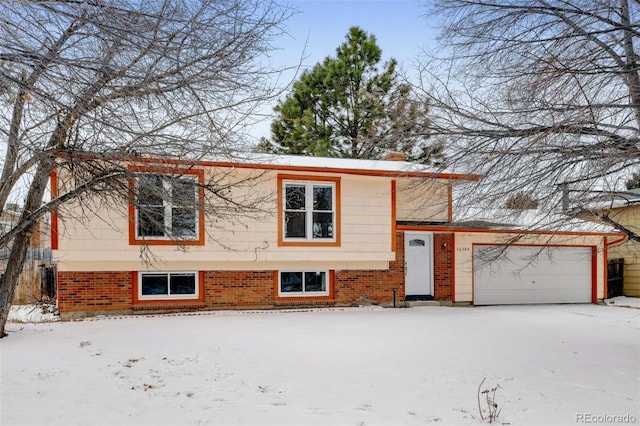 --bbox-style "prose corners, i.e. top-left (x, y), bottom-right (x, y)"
top-left (279, 271), bottom-right (329, 297)
top-left (133, 172), bottom-right (201, 242)
top-left (138, 272), bottom-right (198, 300)
top-left (279, 175), bottom-right (340, 246)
